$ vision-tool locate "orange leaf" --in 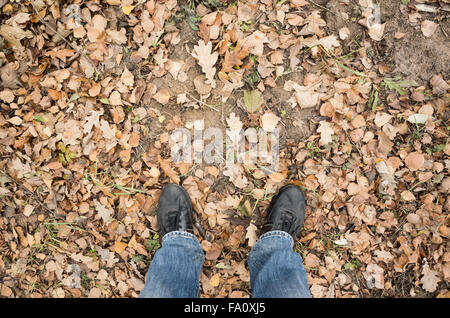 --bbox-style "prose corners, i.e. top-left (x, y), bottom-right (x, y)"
top-left (158, 155), bottom-right (180, 184)
top-left (210, 274), bottom-right (220, 287)
top-left (114, 241), bottom-right (128, 254)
